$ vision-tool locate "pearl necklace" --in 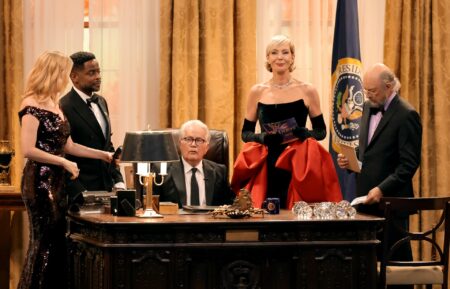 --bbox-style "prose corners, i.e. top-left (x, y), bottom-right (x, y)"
top-left (270, 78), bottom-right (292, 89)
